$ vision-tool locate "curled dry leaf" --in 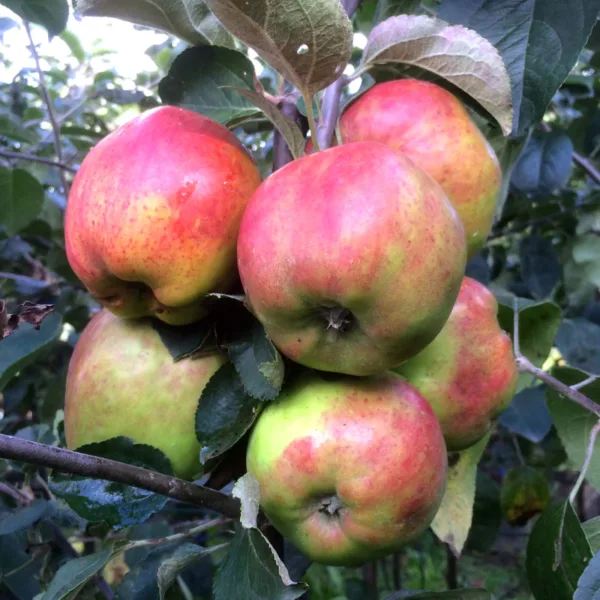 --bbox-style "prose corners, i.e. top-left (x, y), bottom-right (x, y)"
top-left (361, 15), bottom-right (513, 136)
top-left (1, 300), bottom-right (55, 339)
